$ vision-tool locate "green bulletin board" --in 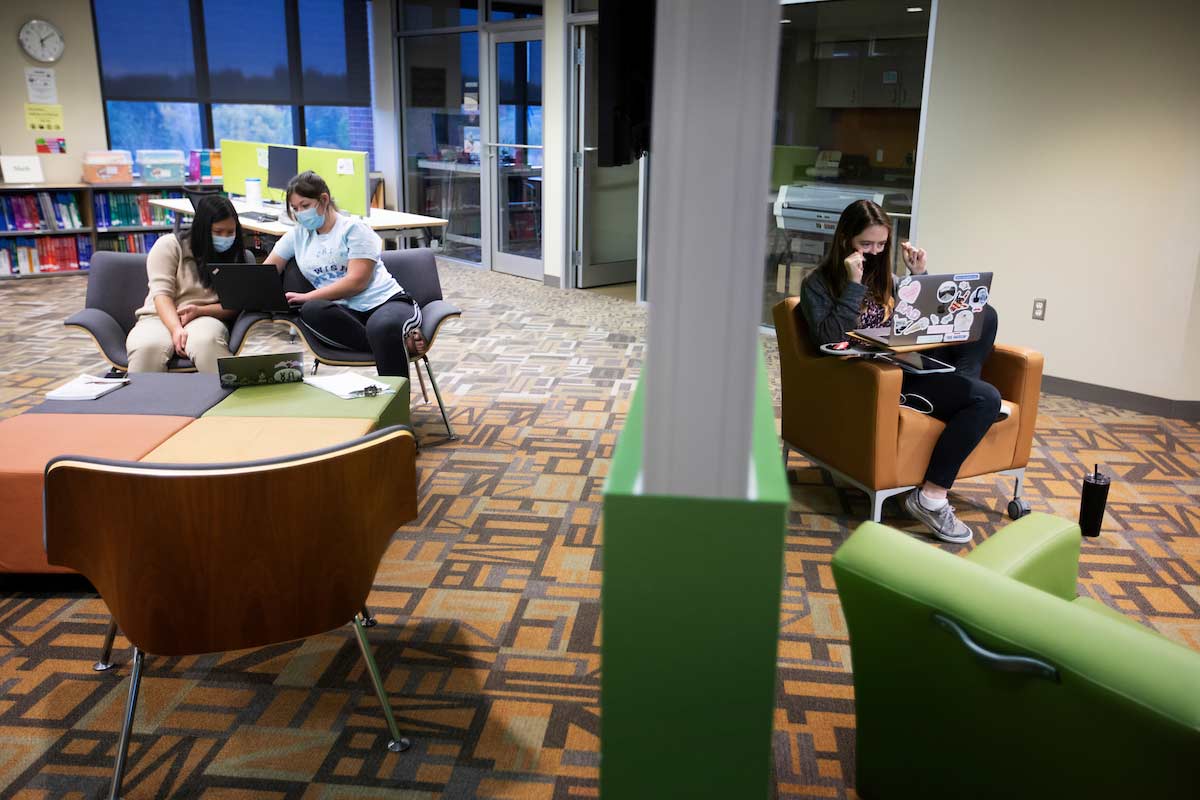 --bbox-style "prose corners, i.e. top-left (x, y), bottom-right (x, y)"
top-left (219, 139), bottom-right (370, 217)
